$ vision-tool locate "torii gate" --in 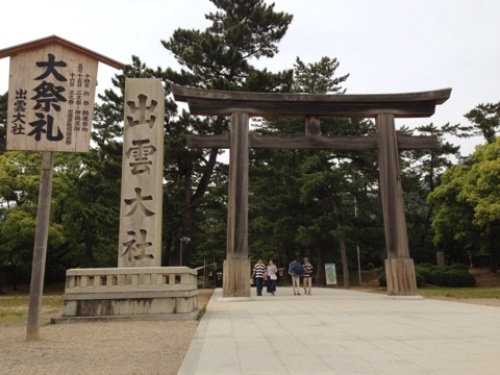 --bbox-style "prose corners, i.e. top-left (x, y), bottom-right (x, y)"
top-left (172, 84), bottom-right (451, 298)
